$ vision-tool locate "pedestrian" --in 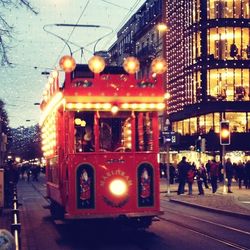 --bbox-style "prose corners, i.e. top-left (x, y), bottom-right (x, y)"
top-left (177, 156), bottom-right (190, 195)
top-left (245, 160), bottom-right (250, 189)
top-left (225, 158), bottom-right (234, 193)
top-left (210, 159), bottom-right (219, 193)
top-left (236, 161), bottom-right (245, 189)
top-left (196, 165), bottom-right (205, 195)
top-left (169, 163), bottom-right (175, 184)
top-left (26, 165), bottom-right (31, 182)
top-left (187, 163), bottom-right (196, 195)
top-left (200, 163), bottom-right (209, 189)
top-left (205, 160), bottom-right (211, 182)
top-left (0, 229), bottom-right (15, 250)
